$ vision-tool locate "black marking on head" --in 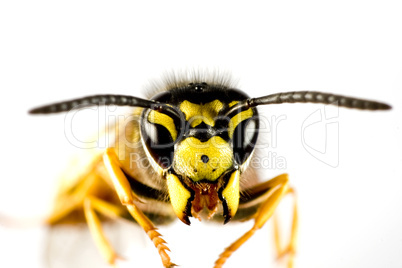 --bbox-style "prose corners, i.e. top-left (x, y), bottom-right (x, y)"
top-left (188, 82), bottom-right (208, 92)
top-left (150, 85), bottom-right (249, 106)
top-left (201, 155), bottom-right (209, 163)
